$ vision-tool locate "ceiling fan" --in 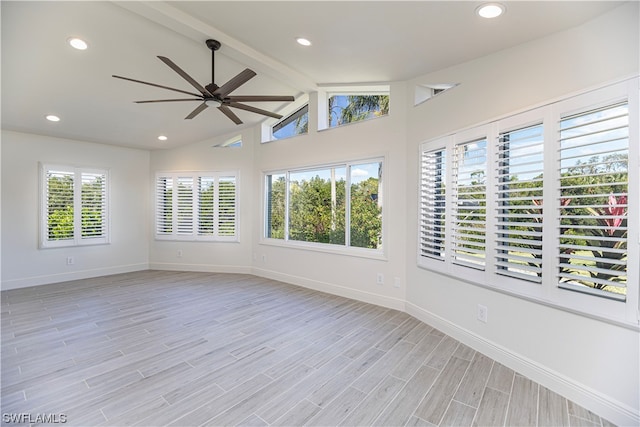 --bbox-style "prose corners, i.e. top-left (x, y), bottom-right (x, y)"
top-left (112, 39), bottom-right (294, 124)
